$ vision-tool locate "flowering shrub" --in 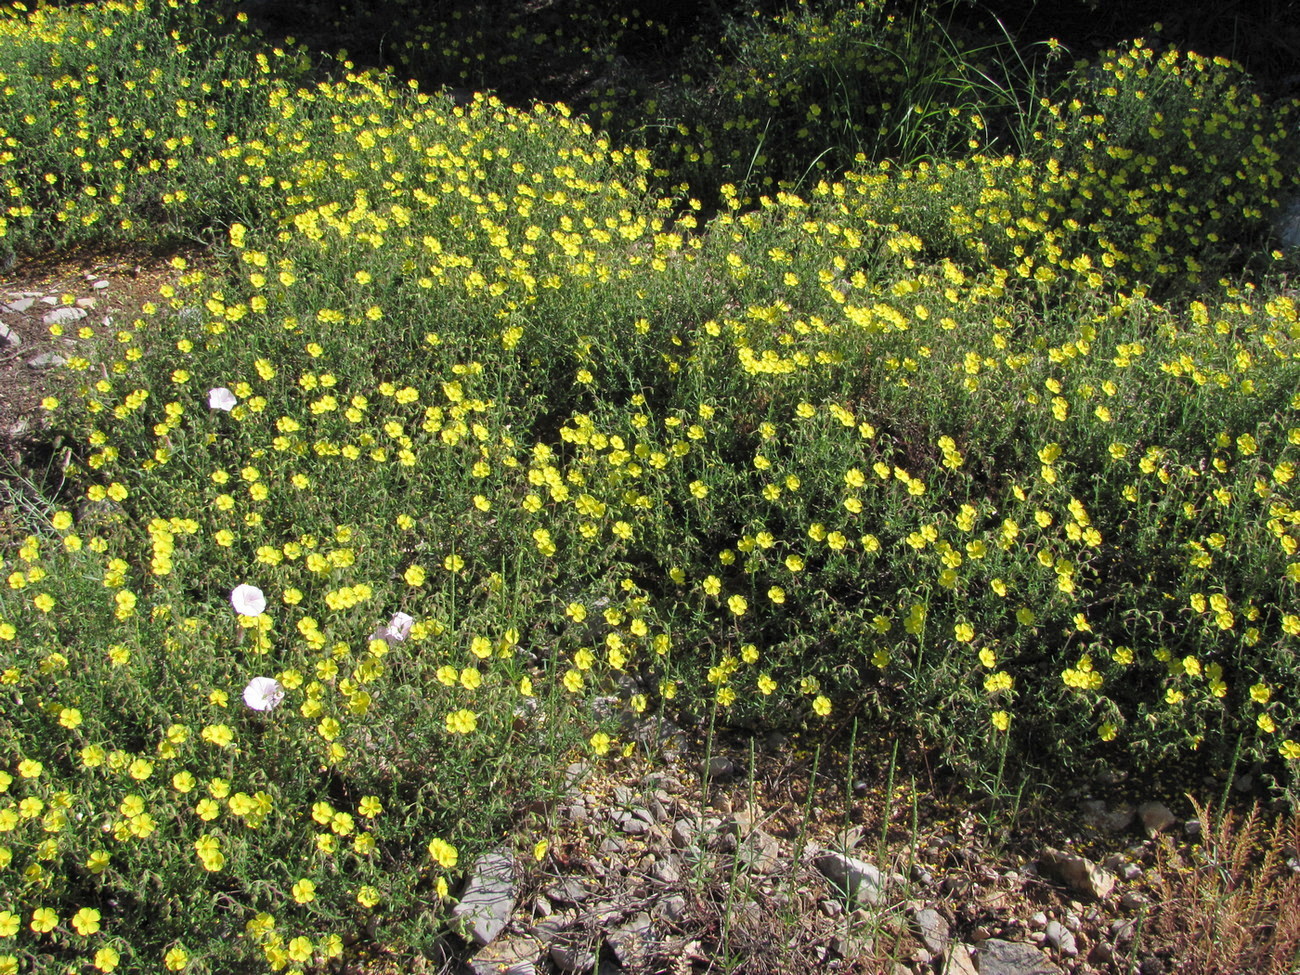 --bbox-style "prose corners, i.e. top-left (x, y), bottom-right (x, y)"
top-left (0, 0), bottom-right (1298, 970)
